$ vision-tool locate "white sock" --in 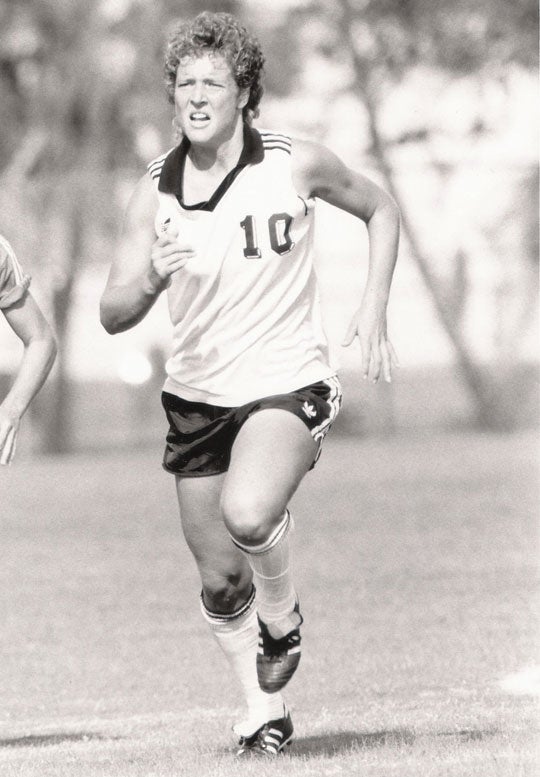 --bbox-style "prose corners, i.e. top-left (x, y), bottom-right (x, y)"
top-left (200, 587), bottom-right (284, 735)
top-left (232, 511), bottom-right (300, 638)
